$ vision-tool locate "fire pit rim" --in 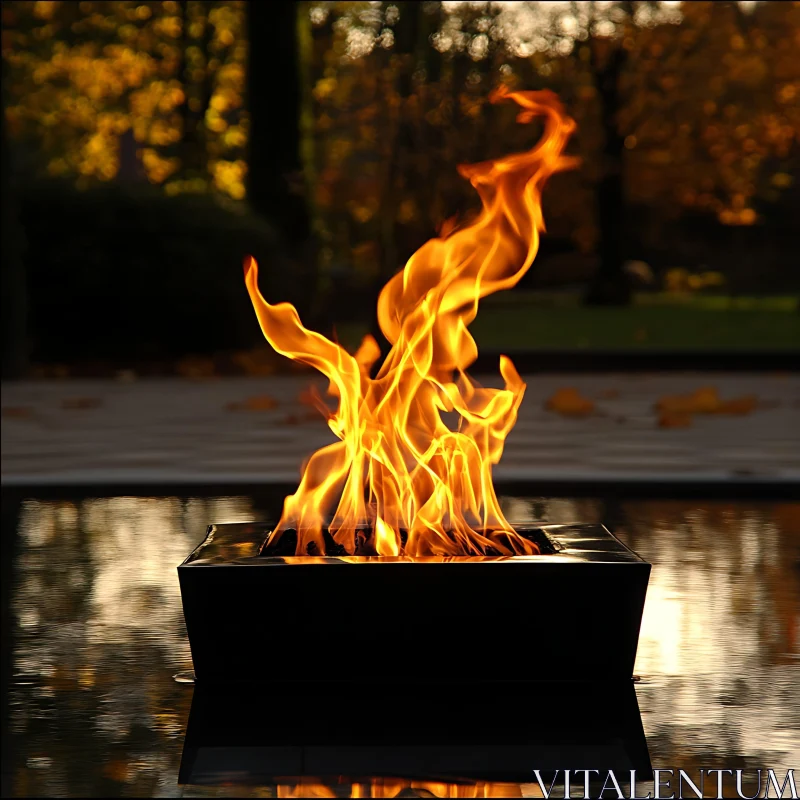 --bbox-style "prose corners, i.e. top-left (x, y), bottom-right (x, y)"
top-left (180, 521), bottom-right (648, 567)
